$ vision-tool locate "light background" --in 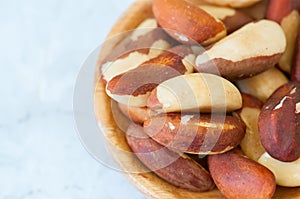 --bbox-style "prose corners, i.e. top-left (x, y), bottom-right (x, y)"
top-left (0, 0), bottom-right (146, 198)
